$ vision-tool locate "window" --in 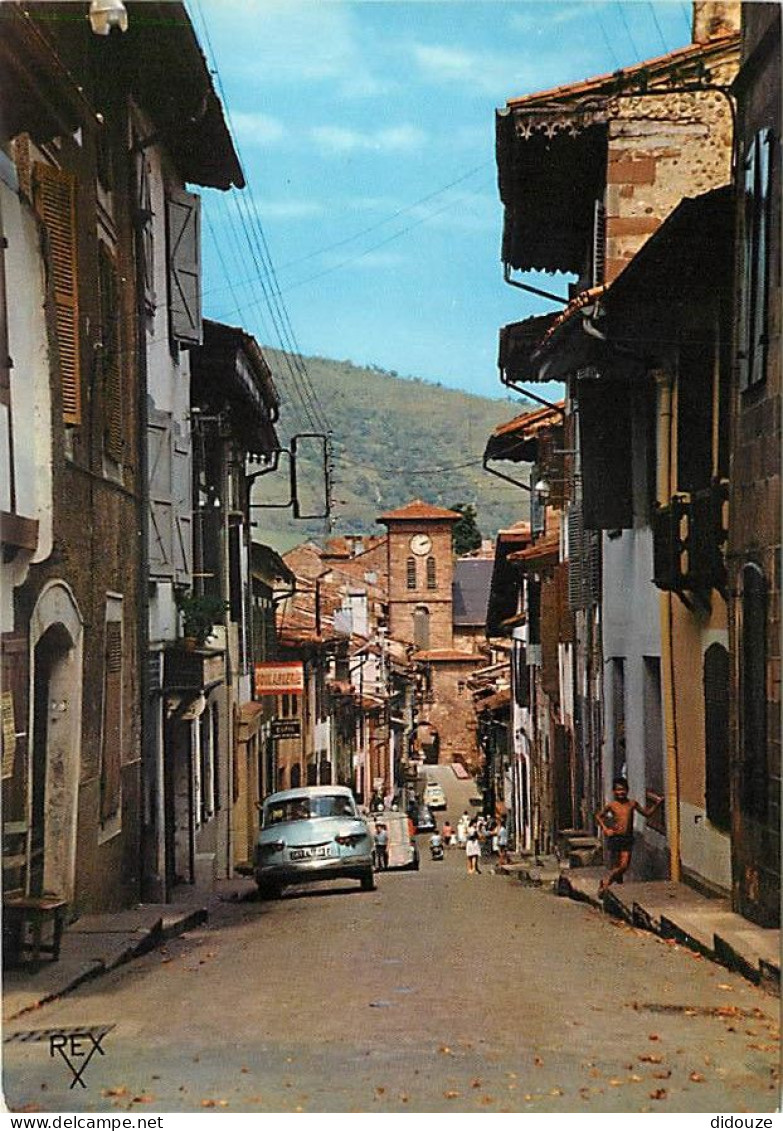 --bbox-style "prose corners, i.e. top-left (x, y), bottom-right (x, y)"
top-left (677, 340), bottom-right (713, 493)
top-left (166, 188), bottom-right (202, 346)
top-left (738, 129), bottom-right (773, 391)
top-left (413, 606), bottom-right (430, 651)
top-left (741, 564), bottom-right (767, 818)
top-left (704, 643), bottom-right (730, 830)
top-left (426, 556), bottom-right (437, 590)
top-left (406, 557), bottom-right (416, 589)
top-left (100, 600), bottom-right (123, 829)
top-left (98, 243), bottom-right (123, 462)
top-left (33, 163), bottom-right (80, 424)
